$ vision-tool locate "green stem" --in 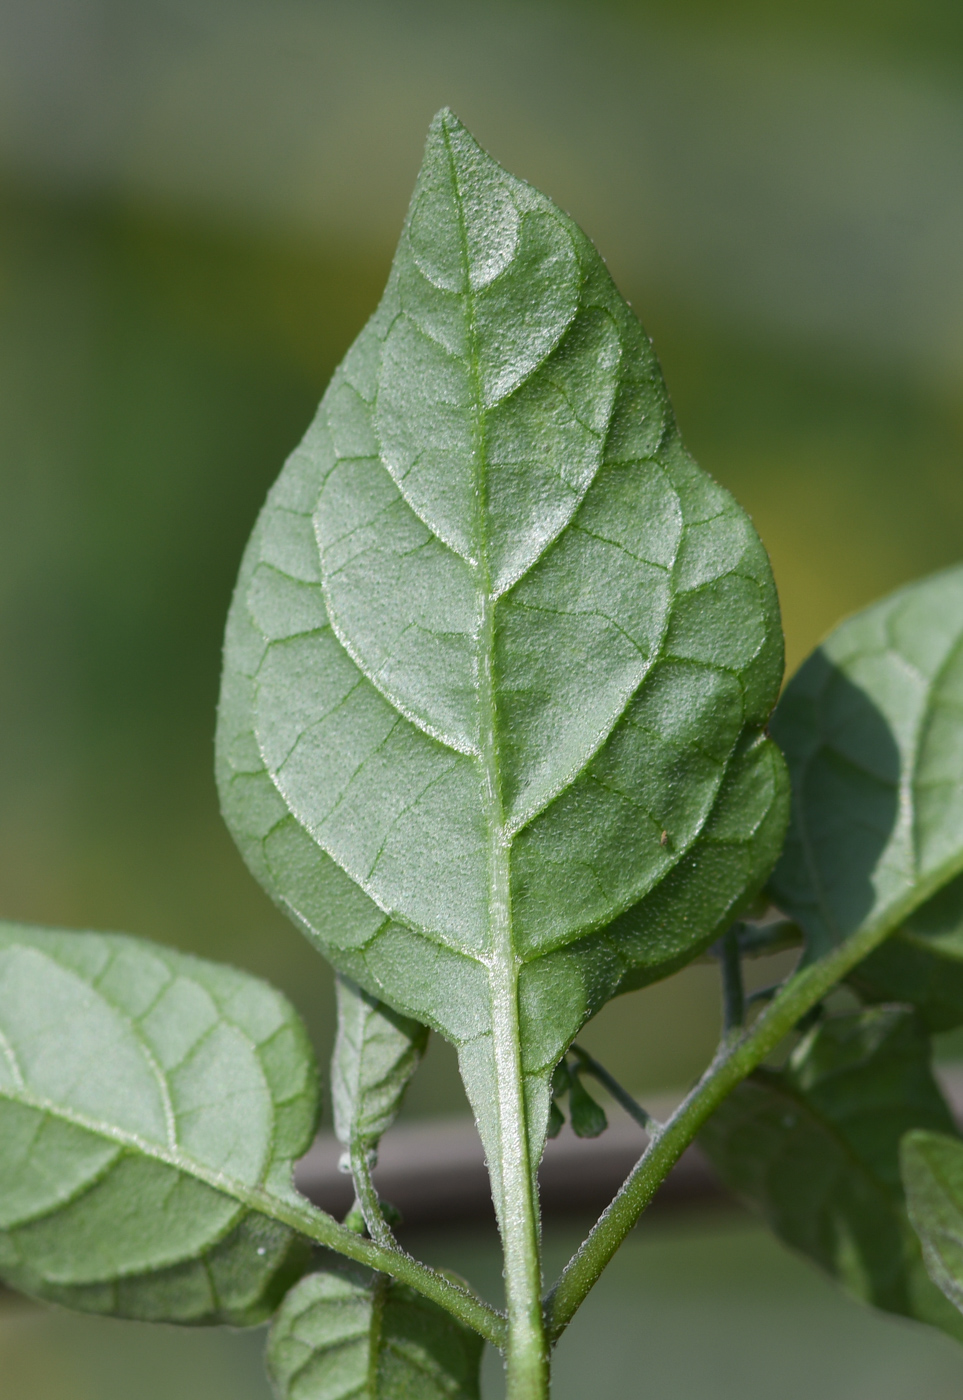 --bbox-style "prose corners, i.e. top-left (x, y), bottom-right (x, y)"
top-left (717, 926), bottom-right (745, 1034)
top-left (350, 1140), bottom-right (395, 1250)
top-left (569, 1045), bottom-right (658, 1131)
top-left (544, 908), bottom-right (924, 1341)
